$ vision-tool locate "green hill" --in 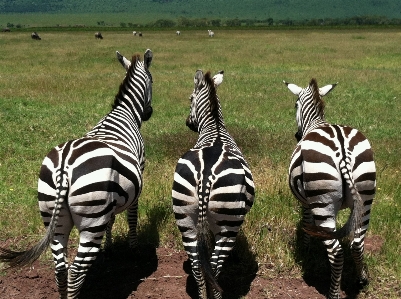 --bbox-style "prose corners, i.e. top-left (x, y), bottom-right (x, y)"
top-left (1, 0), bottom-right (401, 27)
